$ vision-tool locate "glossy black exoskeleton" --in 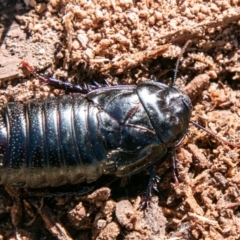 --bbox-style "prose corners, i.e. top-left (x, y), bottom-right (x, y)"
top-left (0, 61), bottom-right (192, 188)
